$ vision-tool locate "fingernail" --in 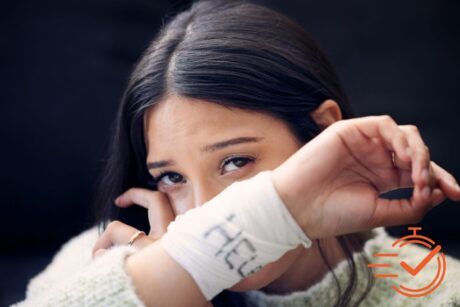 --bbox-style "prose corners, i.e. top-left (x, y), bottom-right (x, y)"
top-left (114, 196), bottom-right (120, 204)
top-left (422, 186), bottom-right (431, 200)
top-left (452, 181), bottom-right (460, 191)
